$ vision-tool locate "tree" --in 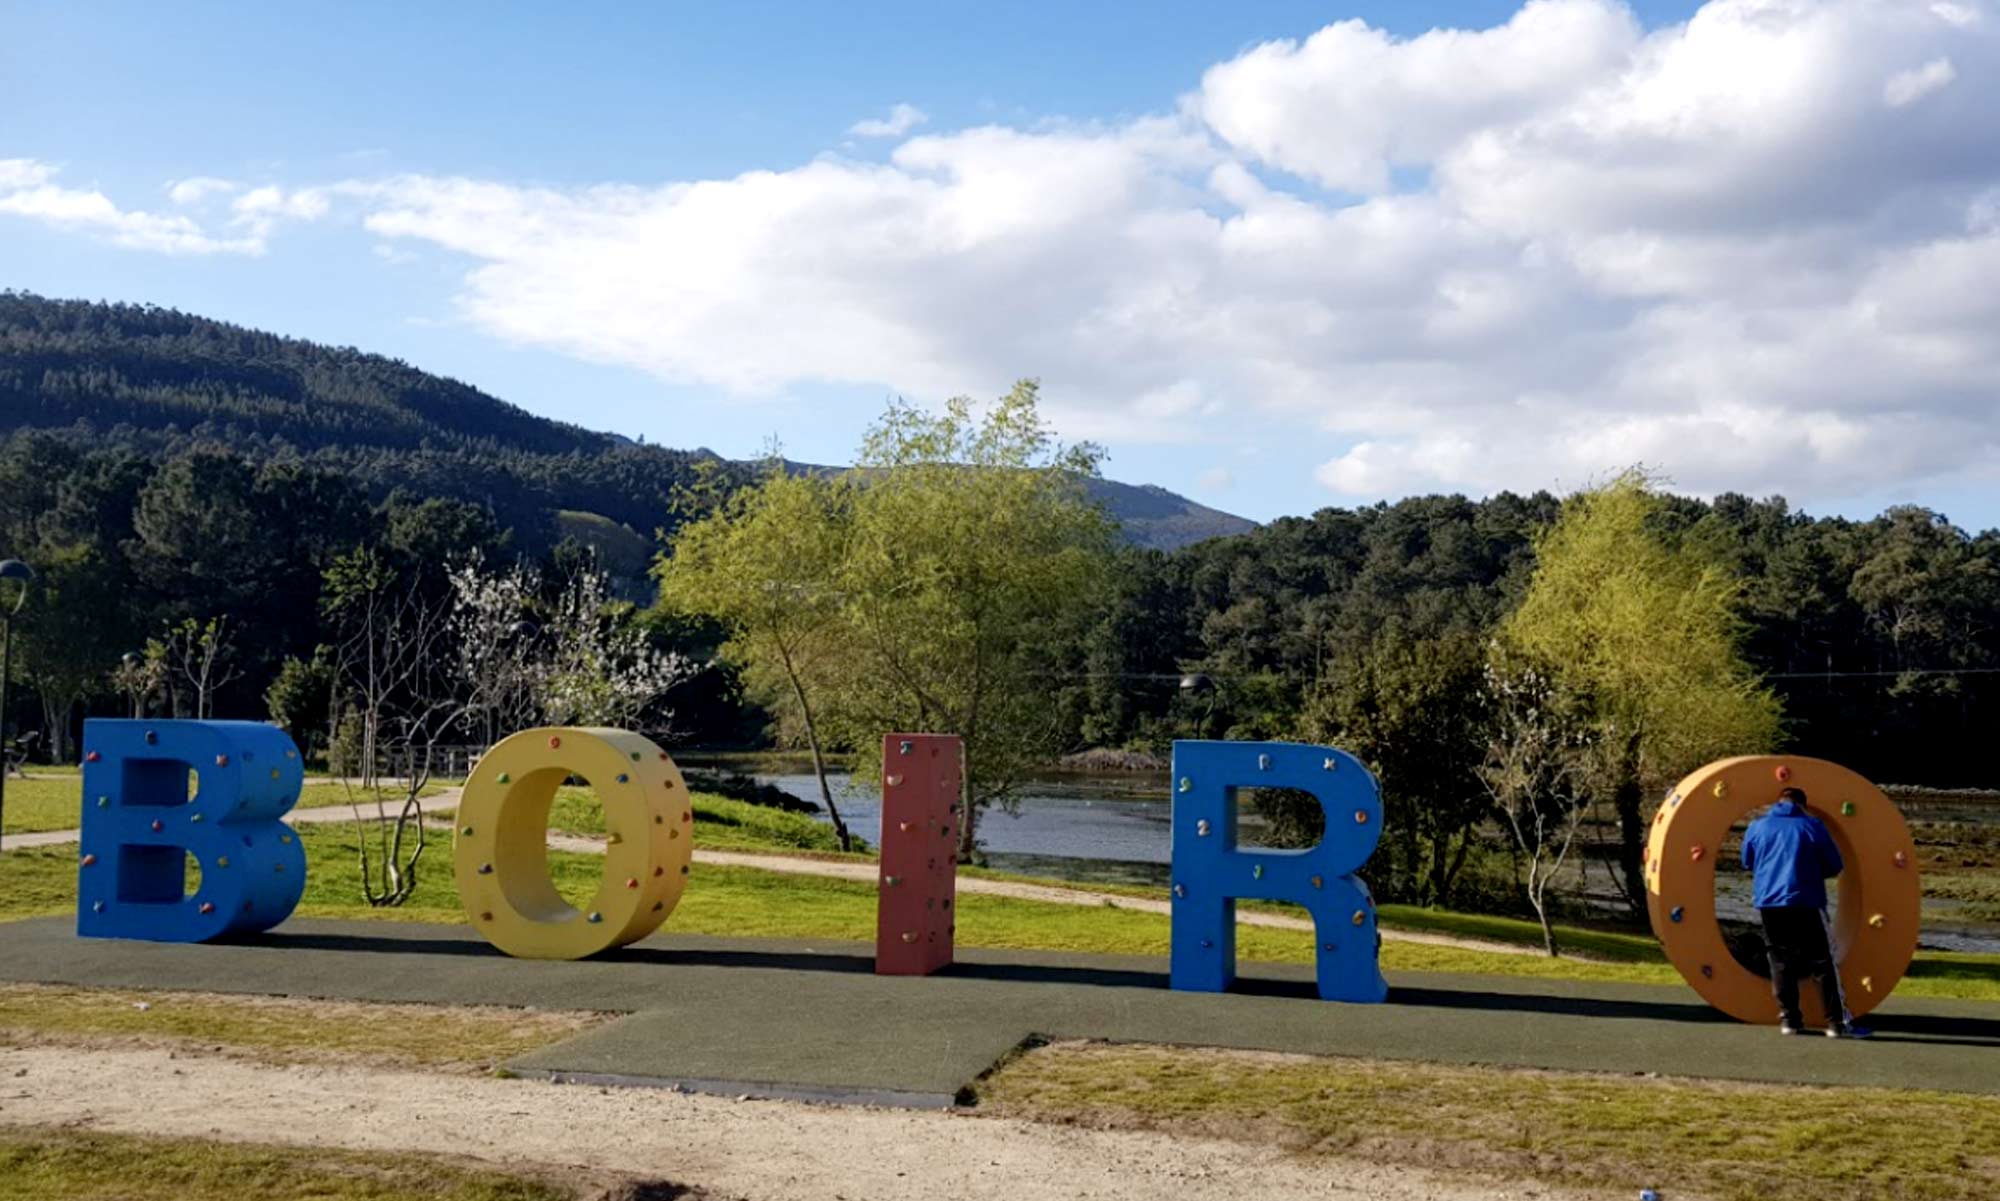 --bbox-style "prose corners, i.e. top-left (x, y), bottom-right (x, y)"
top-left (1297, 626), bottom-right (1491, 906)
top-left (657, 461), bottom-right (859, 849)
top-left (155, 616), bottom-right (246, 721)
top-left (1501, 472), bottom-right (1783, 913)
top-left (1478, 654), bottom-right (1596, 955)
top-left (537, 551), bottom-right (690, 729)
top-left (833, 383), bottom-right (1118, 861)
